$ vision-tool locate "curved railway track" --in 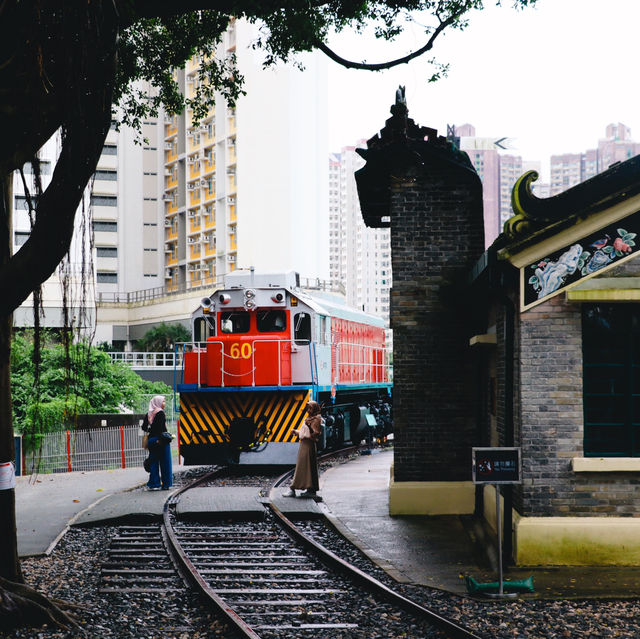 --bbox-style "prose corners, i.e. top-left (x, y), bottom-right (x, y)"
top-left (100, 453), bottom-right (484, 639)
